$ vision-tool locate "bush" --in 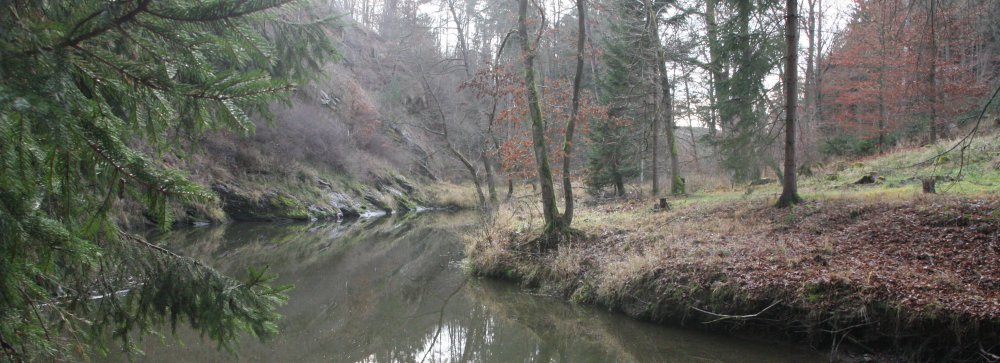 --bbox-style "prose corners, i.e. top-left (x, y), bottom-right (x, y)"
top-left (821, 134), bottom-right (879, 157)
